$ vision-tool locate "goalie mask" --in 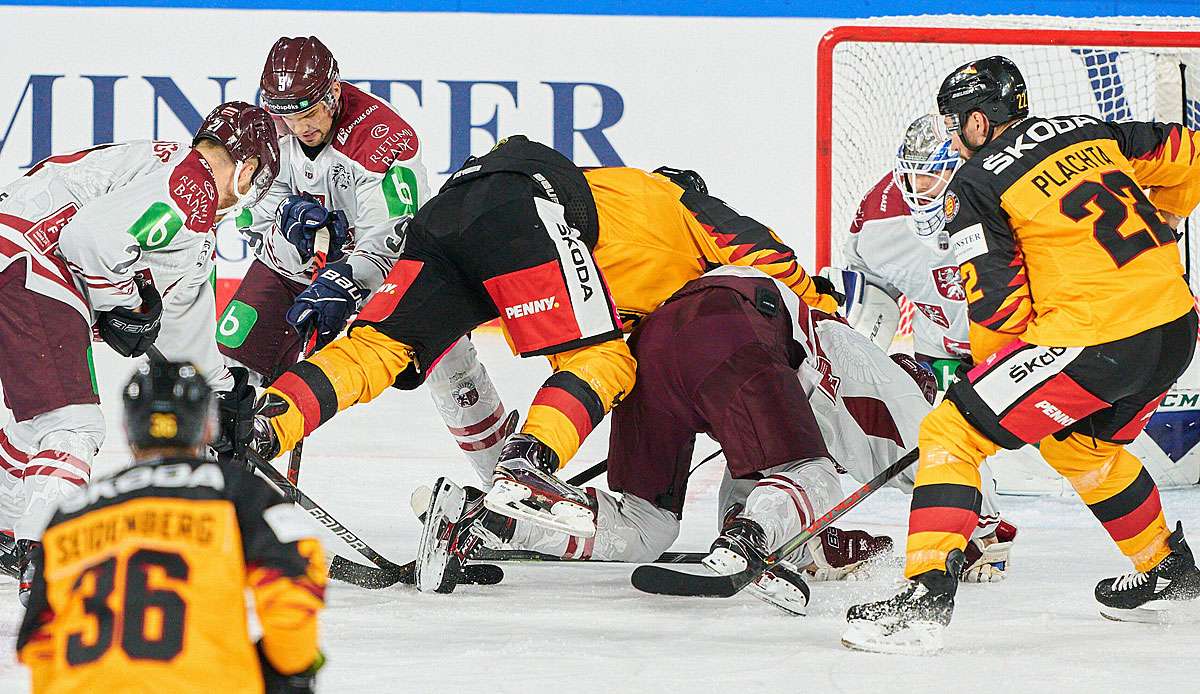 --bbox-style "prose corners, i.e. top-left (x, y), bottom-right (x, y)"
top-left (892, 114), bottom-right (959, 242)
